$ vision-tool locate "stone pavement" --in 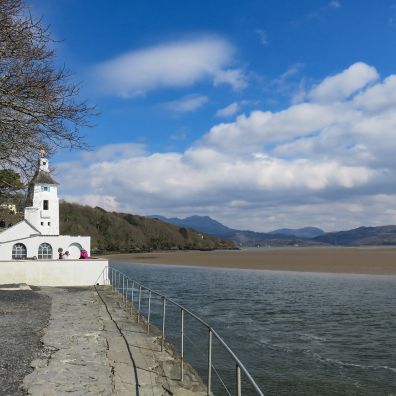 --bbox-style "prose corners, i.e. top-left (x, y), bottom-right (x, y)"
top-left (23, 286), bottom-right (207, 396)
top-left (0, 285), bottom-right (50, 396)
